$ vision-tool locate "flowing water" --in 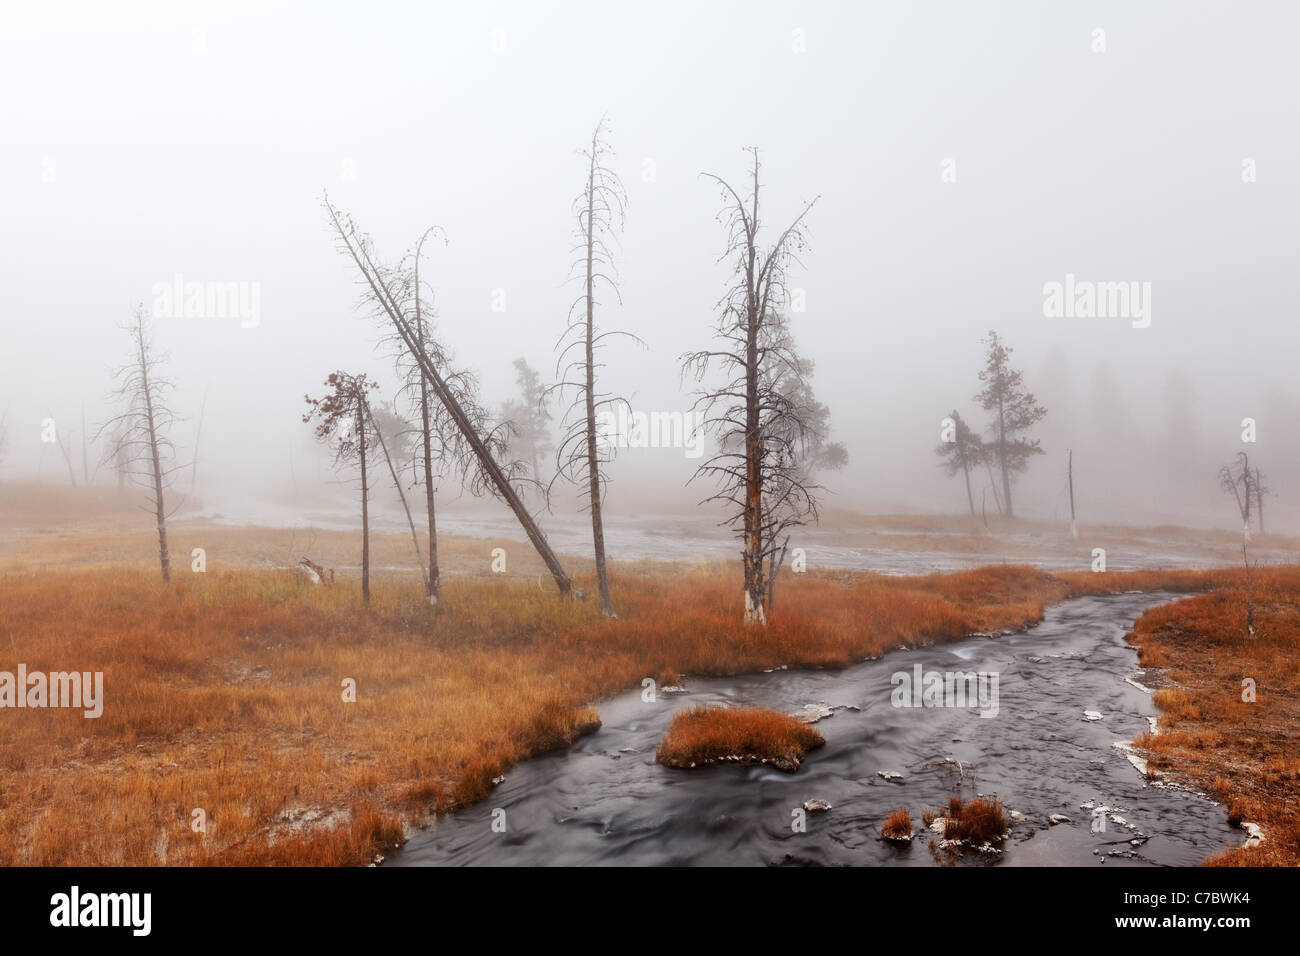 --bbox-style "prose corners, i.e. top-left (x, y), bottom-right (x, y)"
top-left (391, 591), bottom-right (1243, 867)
